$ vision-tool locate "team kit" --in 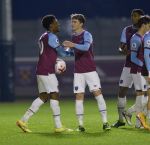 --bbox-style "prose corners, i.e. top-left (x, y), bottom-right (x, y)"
top-left (16, 9), bottom-right (150, 133)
